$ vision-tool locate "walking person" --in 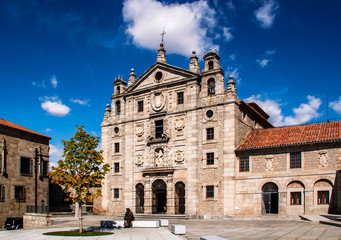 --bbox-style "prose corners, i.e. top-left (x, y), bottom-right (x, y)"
top-left (124, 208), bottom-right (135, 228)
